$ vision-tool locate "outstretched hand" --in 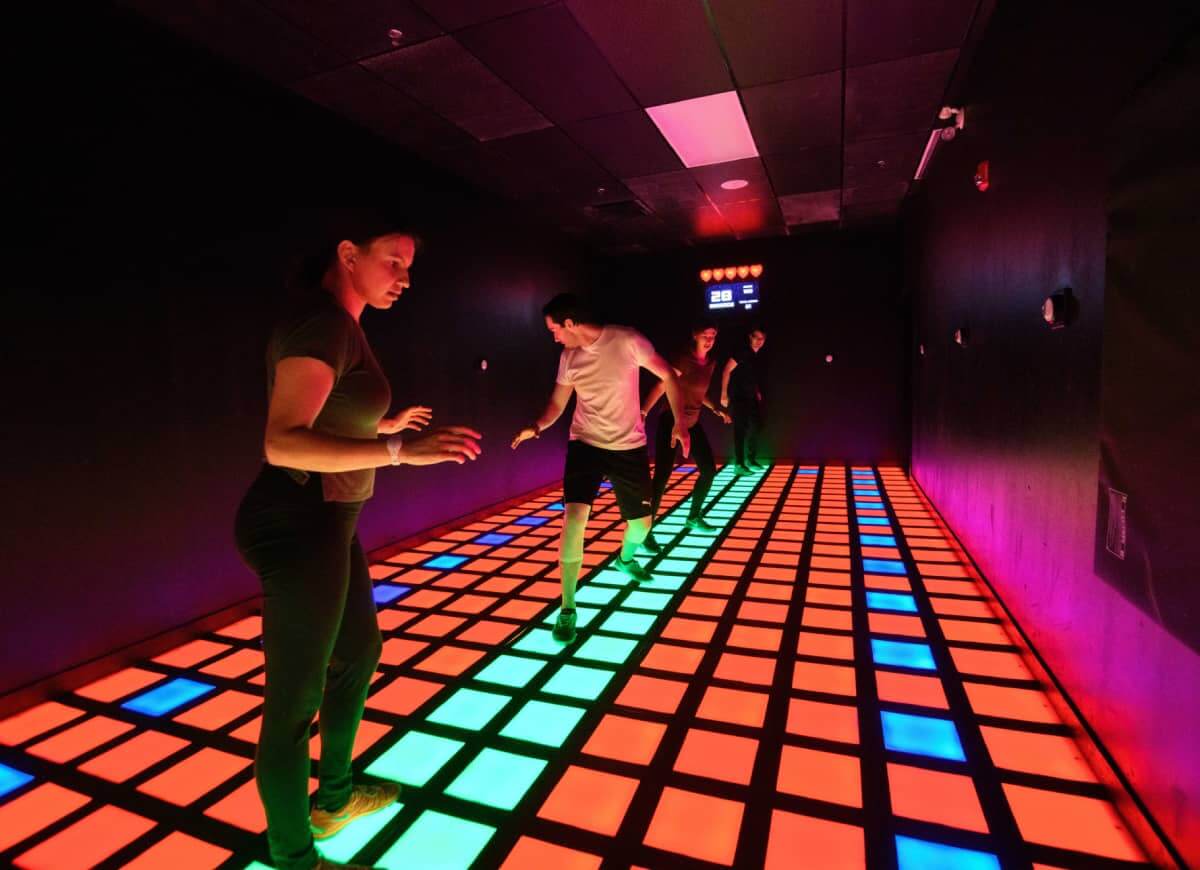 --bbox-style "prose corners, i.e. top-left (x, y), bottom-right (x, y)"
top-left (671, 424), bottom-right (691, 458)
top-left (379, 405), bottom-right (433, 435)
top-left (400, 426), bottom-right (482, 465)
top-left (511, 427), bottom-right (539, 449)
top-left (715, 409), bottom-right (732, 424)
